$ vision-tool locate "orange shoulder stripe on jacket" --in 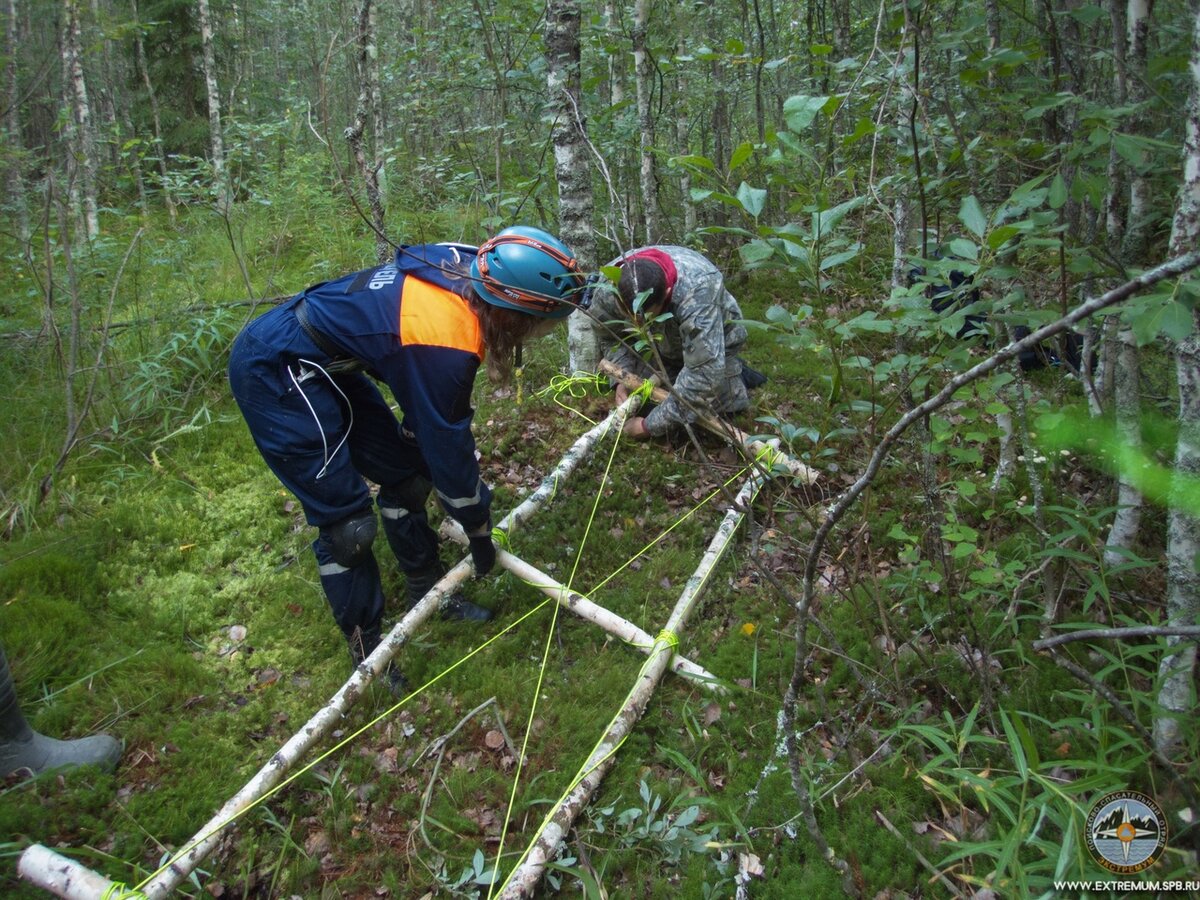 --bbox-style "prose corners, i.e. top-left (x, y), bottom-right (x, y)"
top-left (399, 277), bottom-right (485, 360)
